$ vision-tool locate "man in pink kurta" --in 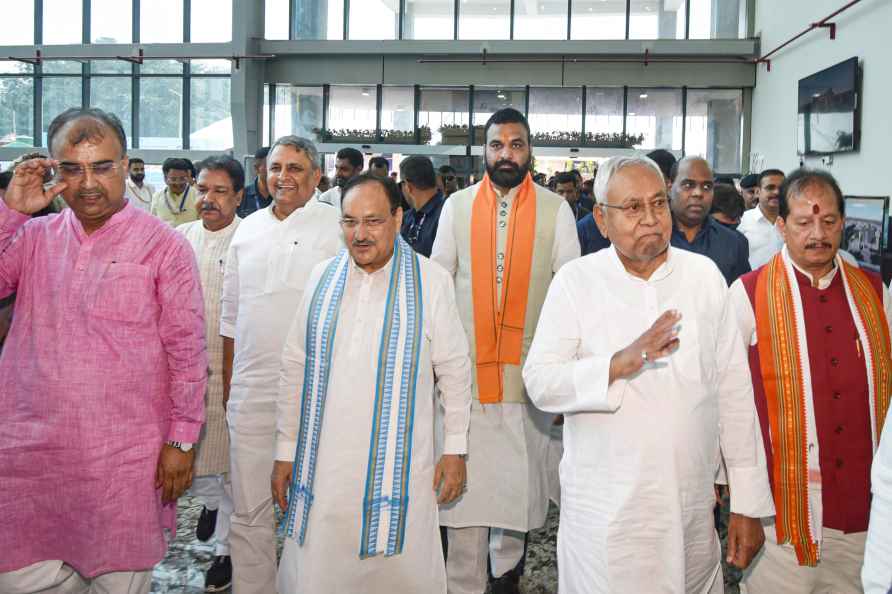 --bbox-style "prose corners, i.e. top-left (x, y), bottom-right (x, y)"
top-left (0, 107), bottom-right (207, 594)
